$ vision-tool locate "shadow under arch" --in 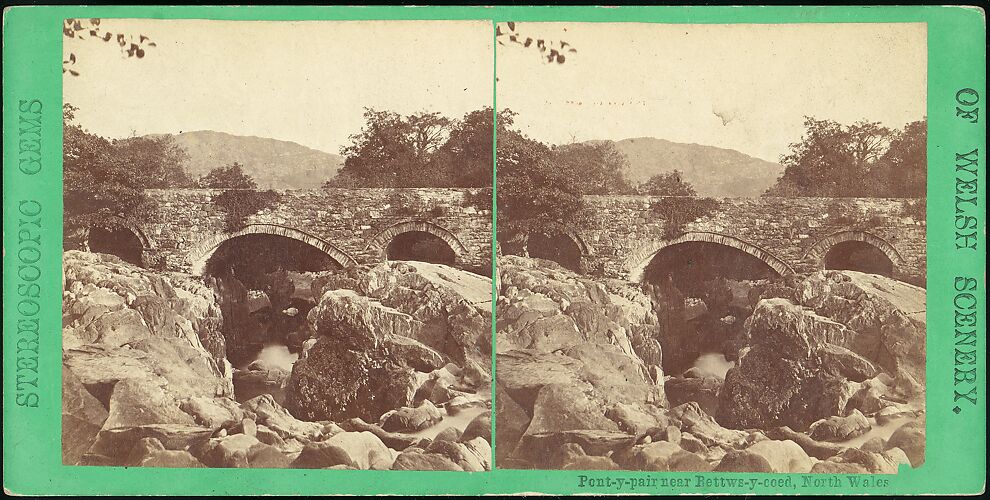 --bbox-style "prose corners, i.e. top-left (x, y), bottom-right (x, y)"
top-left (802, 230), bottom-right (904, 275)
top-left (80, 215), bottom-right (156, 267)
top-left (365, 220), bottom-right (468, 261)
top-left (187, 223), bottom-right (357, 275)
top-left (526, 231), bottom-right (593, 272)
top-left (625, 232), bottom-right (794, 283)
